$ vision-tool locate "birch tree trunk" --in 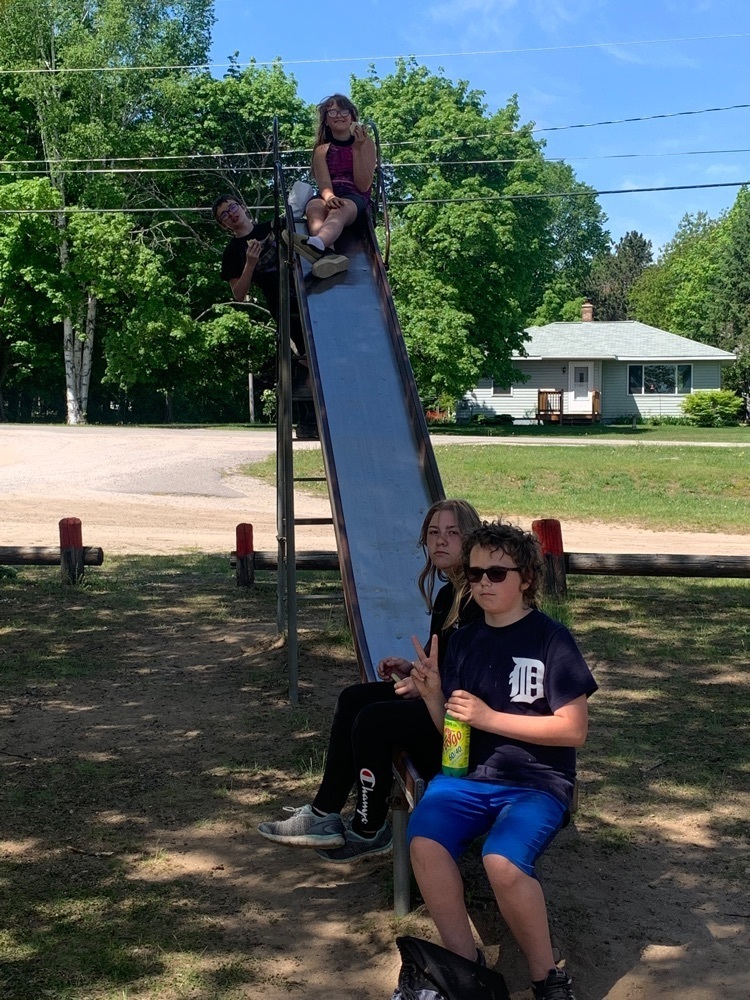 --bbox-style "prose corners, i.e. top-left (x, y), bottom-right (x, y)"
top-left (59, 228), bottom-right (97, 425)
